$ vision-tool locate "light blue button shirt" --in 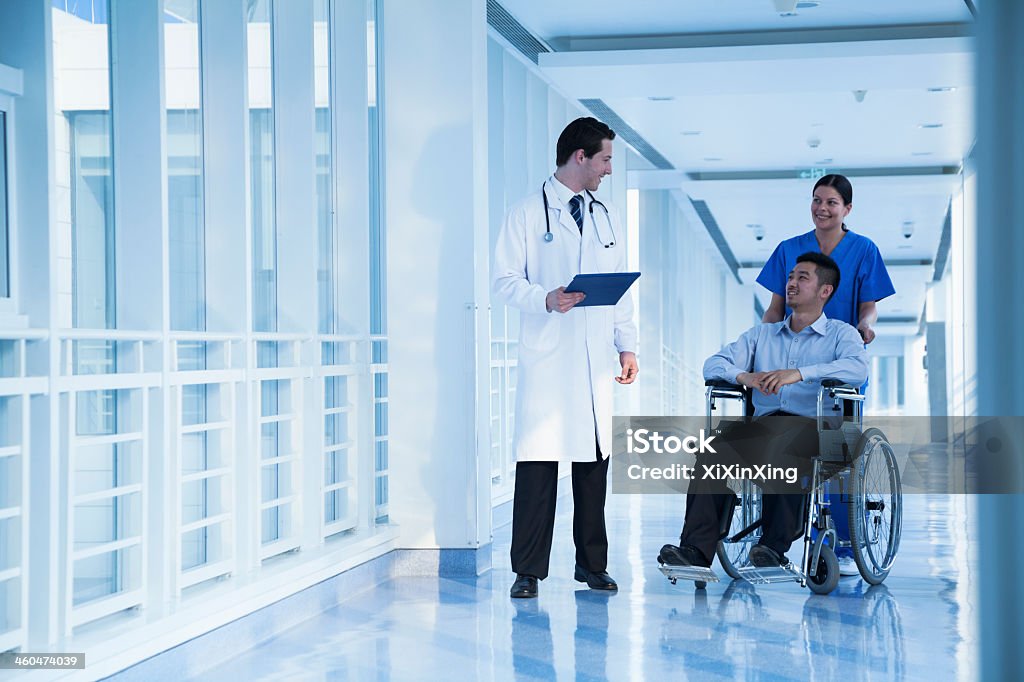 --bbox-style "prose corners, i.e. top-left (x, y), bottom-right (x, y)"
top-left (703, 313), bottom-right (868, 418)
